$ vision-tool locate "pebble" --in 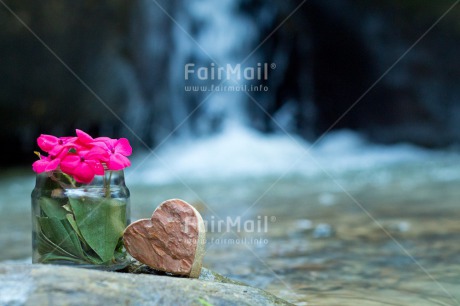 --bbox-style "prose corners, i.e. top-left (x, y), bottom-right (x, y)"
top-left (313, 223), bottom-right (332, 238)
